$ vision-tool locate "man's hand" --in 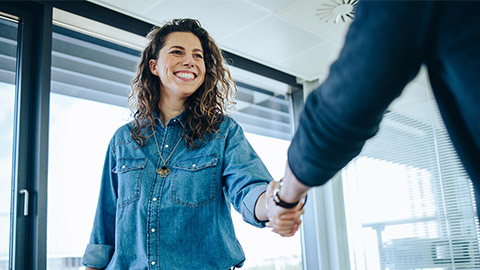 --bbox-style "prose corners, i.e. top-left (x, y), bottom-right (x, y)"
top-left (265, 181), bottom-right (304, 237)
